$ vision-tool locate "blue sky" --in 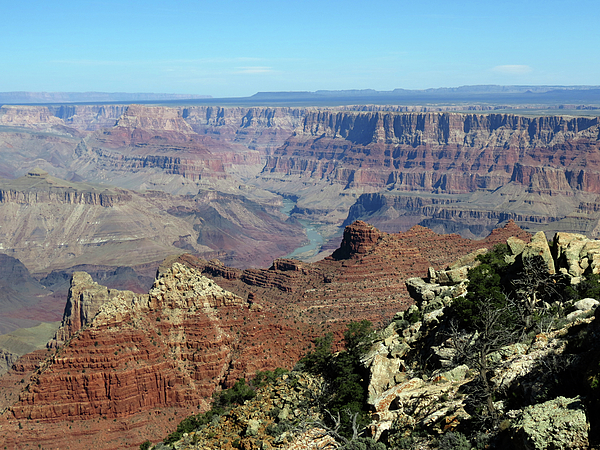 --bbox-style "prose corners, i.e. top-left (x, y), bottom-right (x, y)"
top-left (1, 0), bottom-right (598, 97)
